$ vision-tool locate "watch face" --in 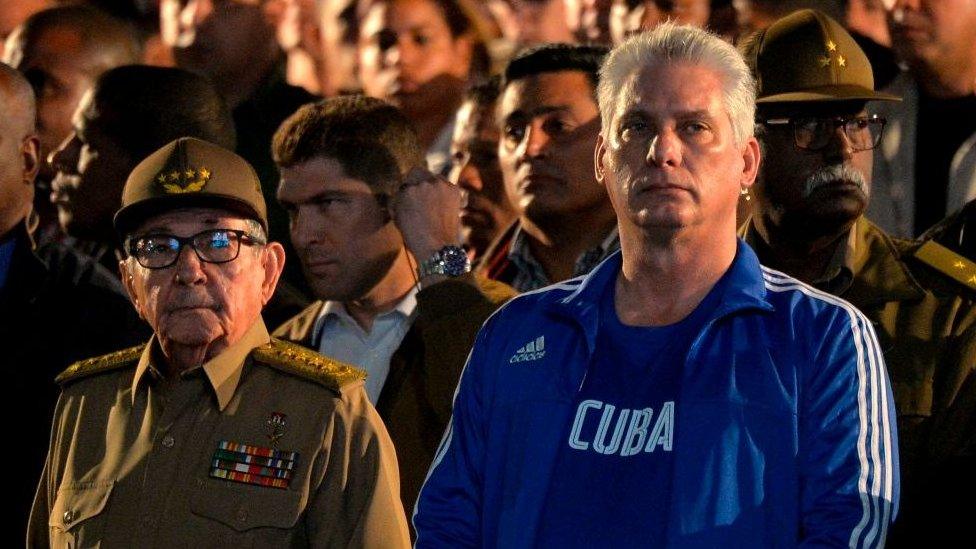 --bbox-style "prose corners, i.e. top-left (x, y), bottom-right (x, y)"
top-left (440, 245), bottom-right (471, 277)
